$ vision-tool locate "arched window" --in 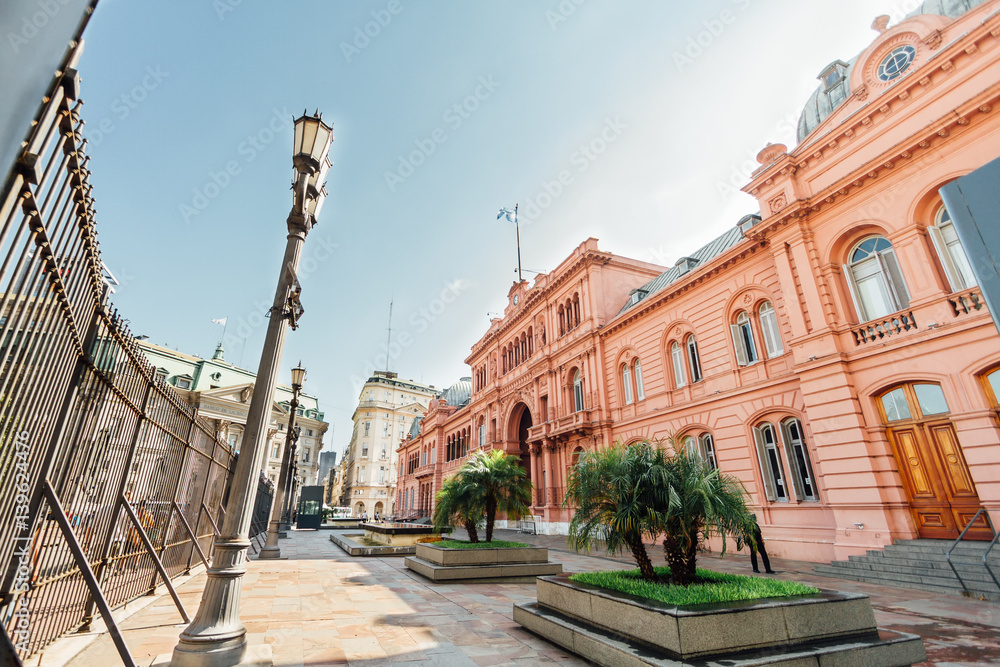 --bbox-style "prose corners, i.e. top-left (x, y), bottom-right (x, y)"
top-left (558, 305), bottom-right (565, 336)
top-left (929, 206), bottom-right (976, 292)
top-left (686, 335), bottom-right (702, 383)
top-left (573, 293), bottom-right (581, 327)
top-left (634, 359), bottom-right (645, 400)
top-left (670, 342), bottom-right (687, 388)
top-left (731, 311), bottom-right (758, 366)
top-left (758, 301), bottom-right (783, 358)
top-left (682, 433), bottom-right (717, 470)
top-left (753, 422), bottom-right (788, 502)
top-left (780, 418), bottom-right (816, 501)
top-left (844, 235), bottom-right (910, 321)
top-left (621, 364), bottom-right (633, 405)
top-left (573, 370), bottom-right (584, 412)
